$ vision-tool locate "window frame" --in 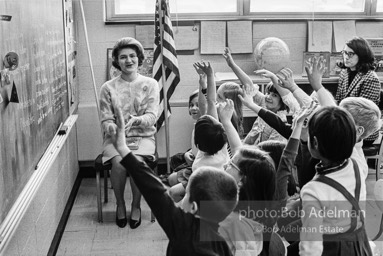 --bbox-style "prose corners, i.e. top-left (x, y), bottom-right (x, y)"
top-left (105, 0), bottom-right (383, 23)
